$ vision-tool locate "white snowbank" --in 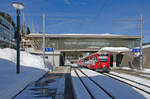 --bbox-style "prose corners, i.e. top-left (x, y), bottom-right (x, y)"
top-left (100, 47), bottom-right (130, 53)
top-left (0, 48), bottom-right (54, 99)
top-left (0, 48), bottom-right (45, 69)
